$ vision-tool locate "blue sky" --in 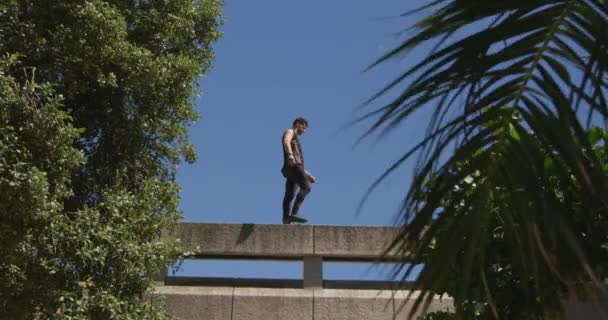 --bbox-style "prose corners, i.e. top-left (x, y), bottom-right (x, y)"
top-left (175, 0), bottom-right (434, 281)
